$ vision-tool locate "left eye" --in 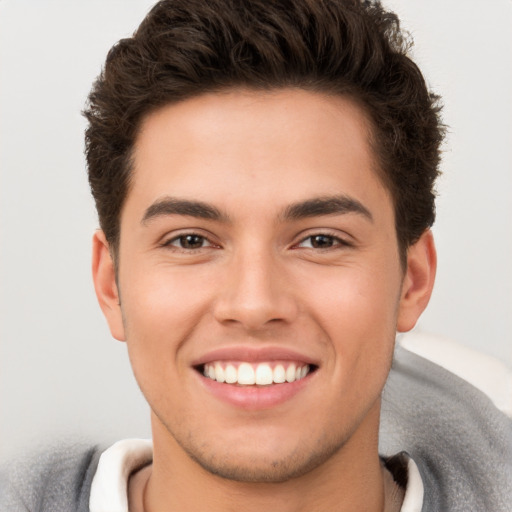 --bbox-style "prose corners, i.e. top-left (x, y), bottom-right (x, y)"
top-left (167, 234), bottom-right (211, 250)
top-left (297, 234), bottom-right (343, 249)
